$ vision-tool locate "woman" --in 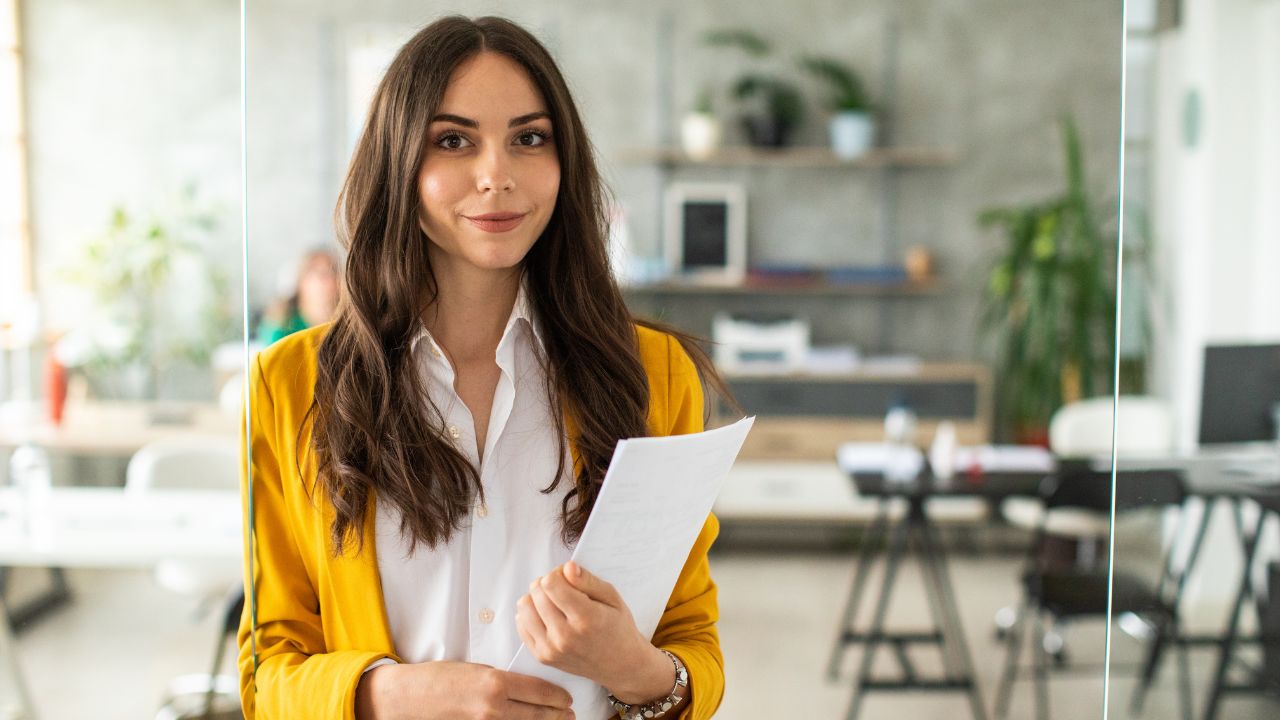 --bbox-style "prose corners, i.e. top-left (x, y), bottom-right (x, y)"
top-left (238, 15), bottom-right (730, 720)
top-left (255, 247), bottom-right (341, 346)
